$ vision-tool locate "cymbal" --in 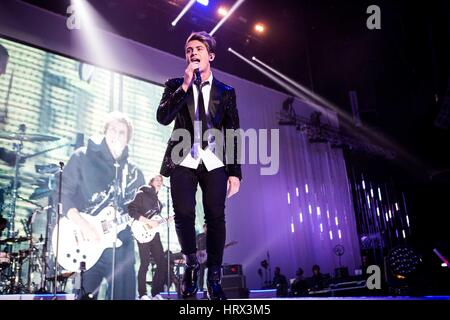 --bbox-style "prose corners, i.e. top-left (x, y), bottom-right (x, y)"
top-left (0, 131), bottom-right (60, 142)
top-left (0, 236), bottom-right (31, 245)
